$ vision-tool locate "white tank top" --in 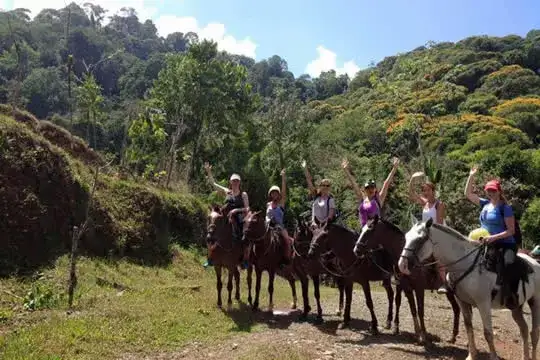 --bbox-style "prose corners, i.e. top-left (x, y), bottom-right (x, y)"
top-left (422, 200), bottom-right (445, 225)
